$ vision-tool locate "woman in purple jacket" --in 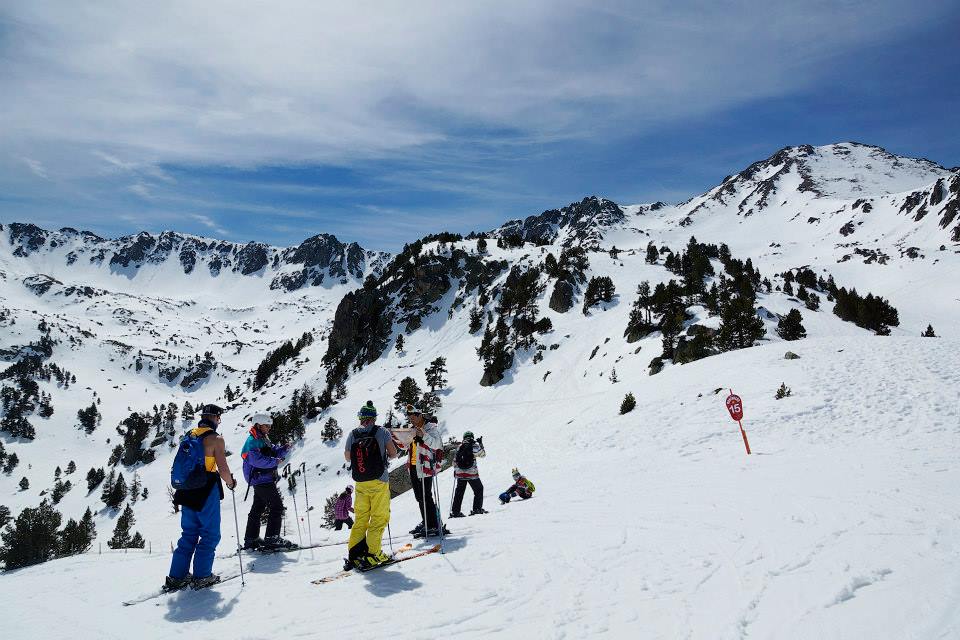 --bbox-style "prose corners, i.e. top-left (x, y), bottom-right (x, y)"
top-left (333, 486), bottom-right (354, 530)
top-left (241, 414), bottom-right (296, 551)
